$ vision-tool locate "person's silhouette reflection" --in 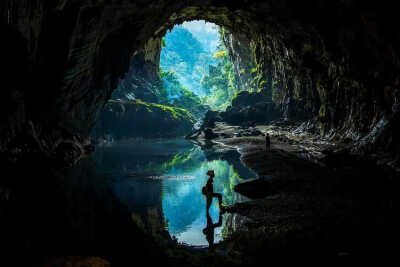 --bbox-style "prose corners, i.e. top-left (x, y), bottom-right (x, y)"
top-left (202, 211), bottom-right (222, 252)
